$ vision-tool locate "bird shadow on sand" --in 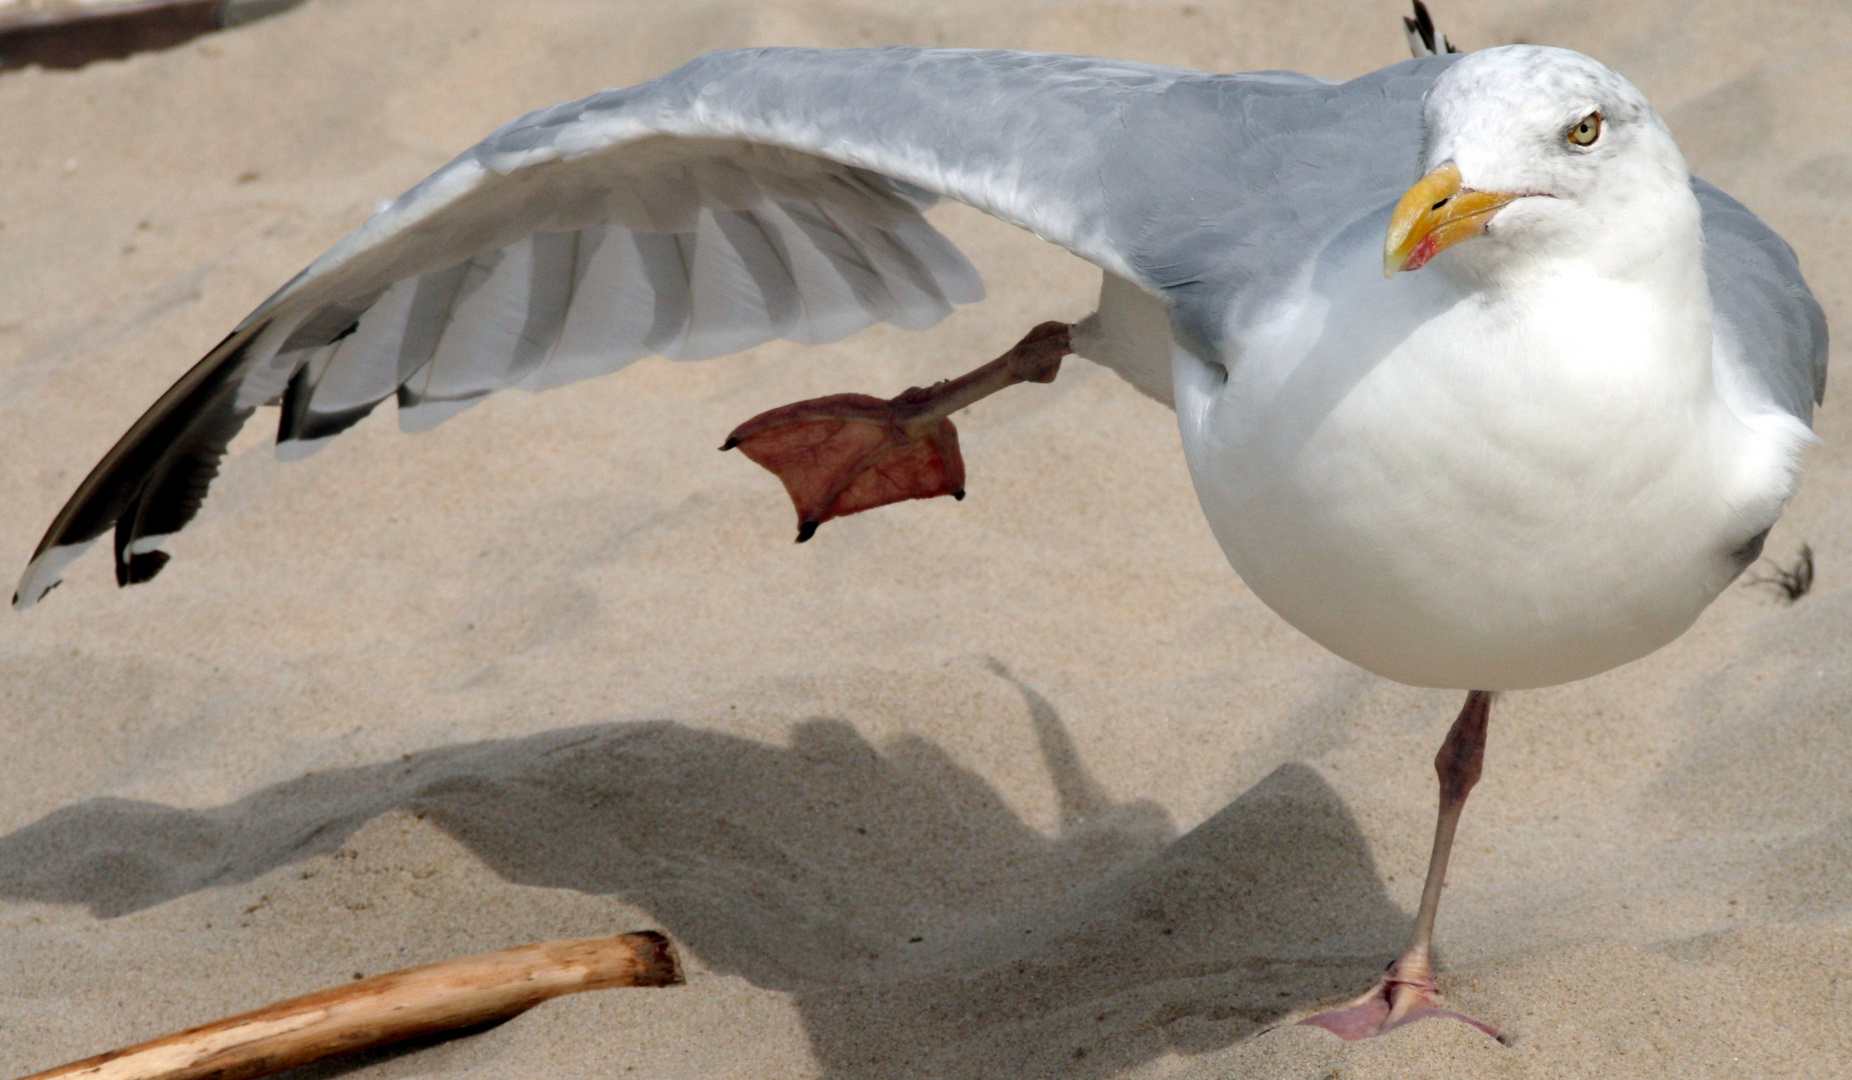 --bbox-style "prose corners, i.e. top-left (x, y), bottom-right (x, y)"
top-left (0, 665), bottom-right (1411, 1079)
